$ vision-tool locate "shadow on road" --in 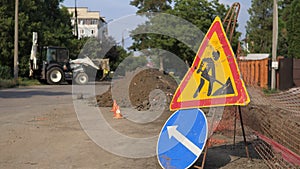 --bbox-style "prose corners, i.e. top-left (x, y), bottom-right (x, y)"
top-left (0, 90), bottom-right (71, 98)
top-left (191, 141), bottom-right (264, 169)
